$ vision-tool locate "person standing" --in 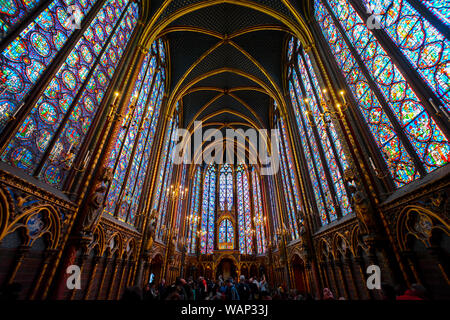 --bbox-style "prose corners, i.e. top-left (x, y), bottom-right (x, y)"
top-left (225, 278), bottom-right (240, 300)
top-left (237, 275), bottom-right (250, 301)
